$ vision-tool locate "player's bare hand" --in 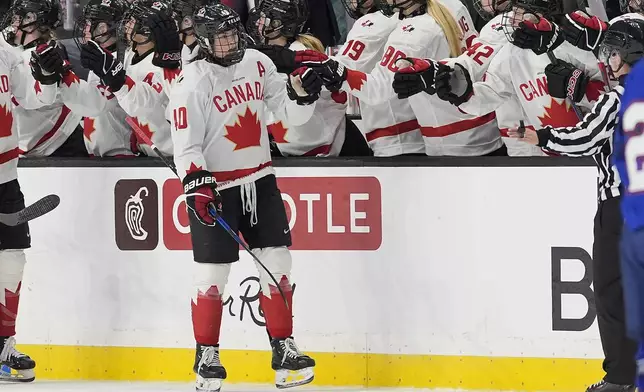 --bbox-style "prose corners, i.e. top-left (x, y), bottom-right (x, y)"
top-left (507, 128), bottom-right (539, 145)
